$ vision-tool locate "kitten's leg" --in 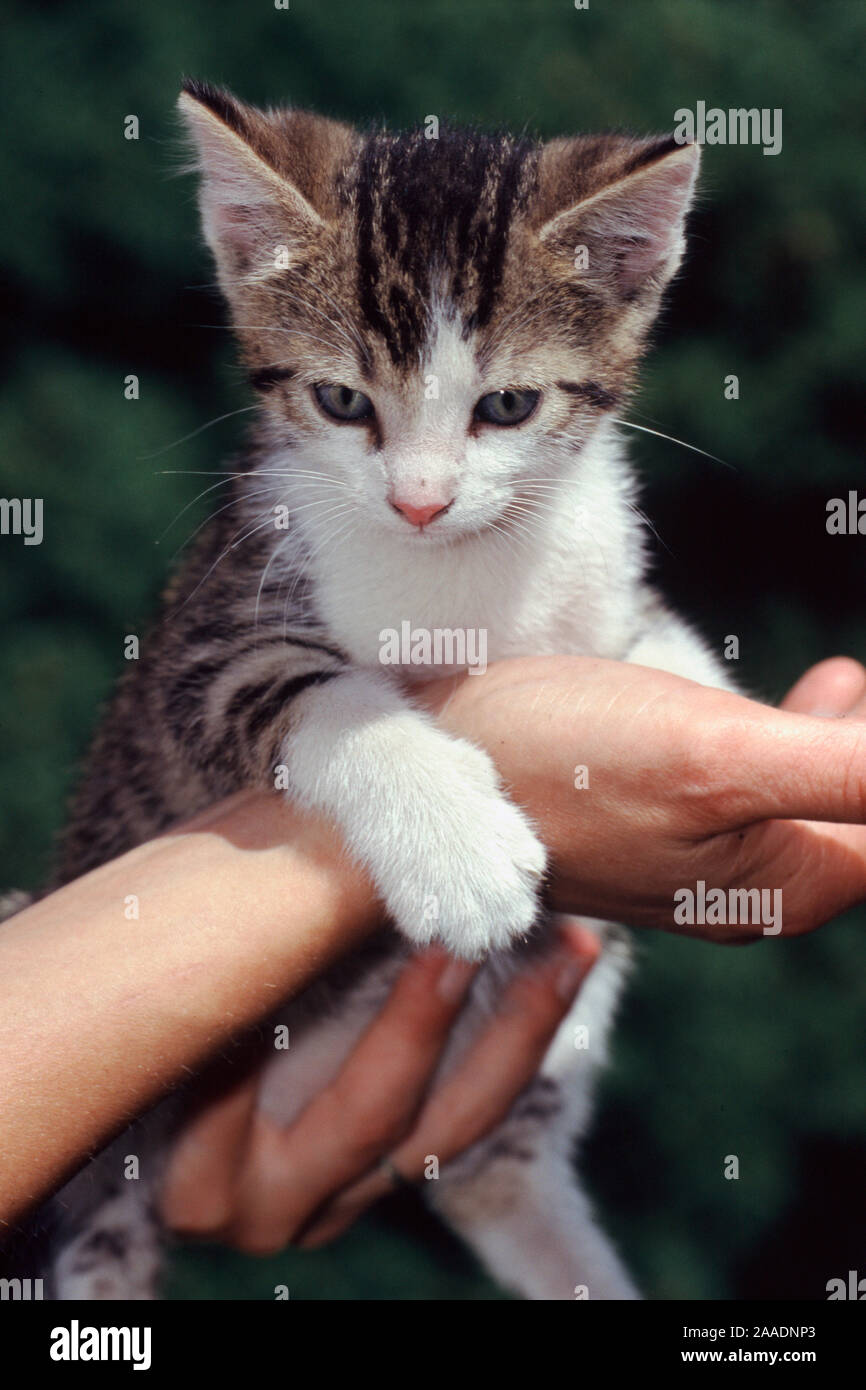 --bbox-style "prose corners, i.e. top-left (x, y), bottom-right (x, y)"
top-left (53, 1189), bottom-right (162, 1301)
top-left (429, 924), bottom-right (637, 1301)
top-left (165, 636), bottom-right (544, 956)
top-left (626, 596), bottom-right (736, 691)
top-left (276, 670), bottom-right (546, 959)
top-left (193, 652), bottom-right (544, 958)
top-left (430, 1085), bottom-right (638, 1301)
